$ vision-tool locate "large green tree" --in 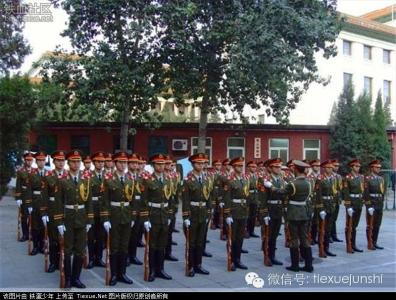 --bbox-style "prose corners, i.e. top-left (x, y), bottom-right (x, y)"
top-left (158, 0), bottom-right (341, 152)
top-left (0, 1), bottom-right (31, 75)
top-left (40, 0), bottom-right (164, 151)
